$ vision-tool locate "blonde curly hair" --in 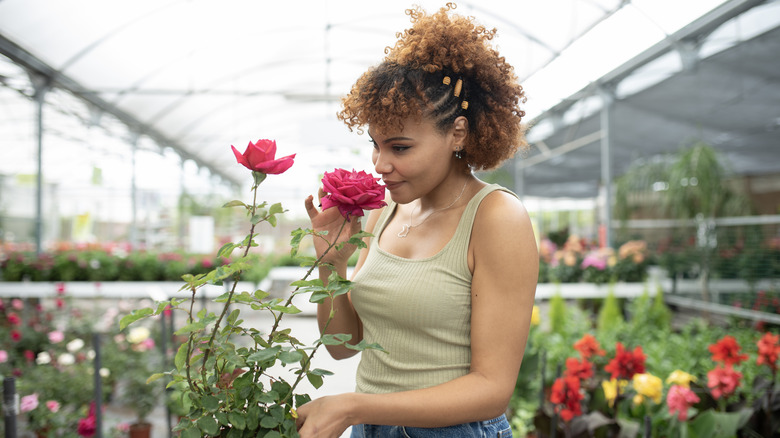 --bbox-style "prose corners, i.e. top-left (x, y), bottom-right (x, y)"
top-left (338, 3), bottom-right (528, 170)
